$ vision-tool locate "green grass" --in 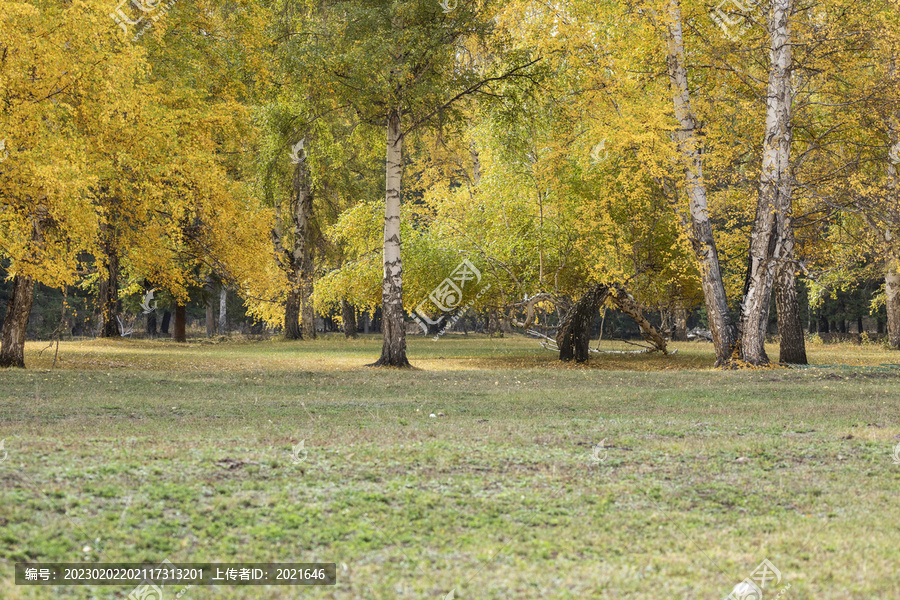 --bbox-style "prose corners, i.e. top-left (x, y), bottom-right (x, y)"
top-left (1, 335), bottom-right (899, 599)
